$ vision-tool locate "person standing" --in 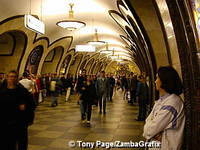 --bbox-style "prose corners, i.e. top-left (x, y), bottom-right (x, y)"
top-left (41, 74), bottom-right (47, 97)
top-left (0, 73), bottom-right (5, 84)
top-left (96, 71), bottom-right (108, 114)
top-left (143, 66), bottom-right (185, 150)
top-left (64, 74), bottom-right (73, 102)
top-left (136, 75), bottom-right (149, 121)
top-left (128, 72), bottom-right (138, 104)
top-left (49, 74), bottom-right (60, 107)
top-left (108, 73), bottom-right (115, 101)
top-left (76, 69), bottom-right (87, 94)
top-left (76, 69), bottom-right (87, 104)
